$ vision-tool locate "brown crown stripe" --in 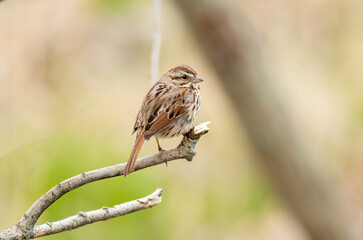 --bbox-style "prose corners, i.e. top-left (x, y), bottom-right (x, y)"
top-left (169, 65), bottom-right (197, 76)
